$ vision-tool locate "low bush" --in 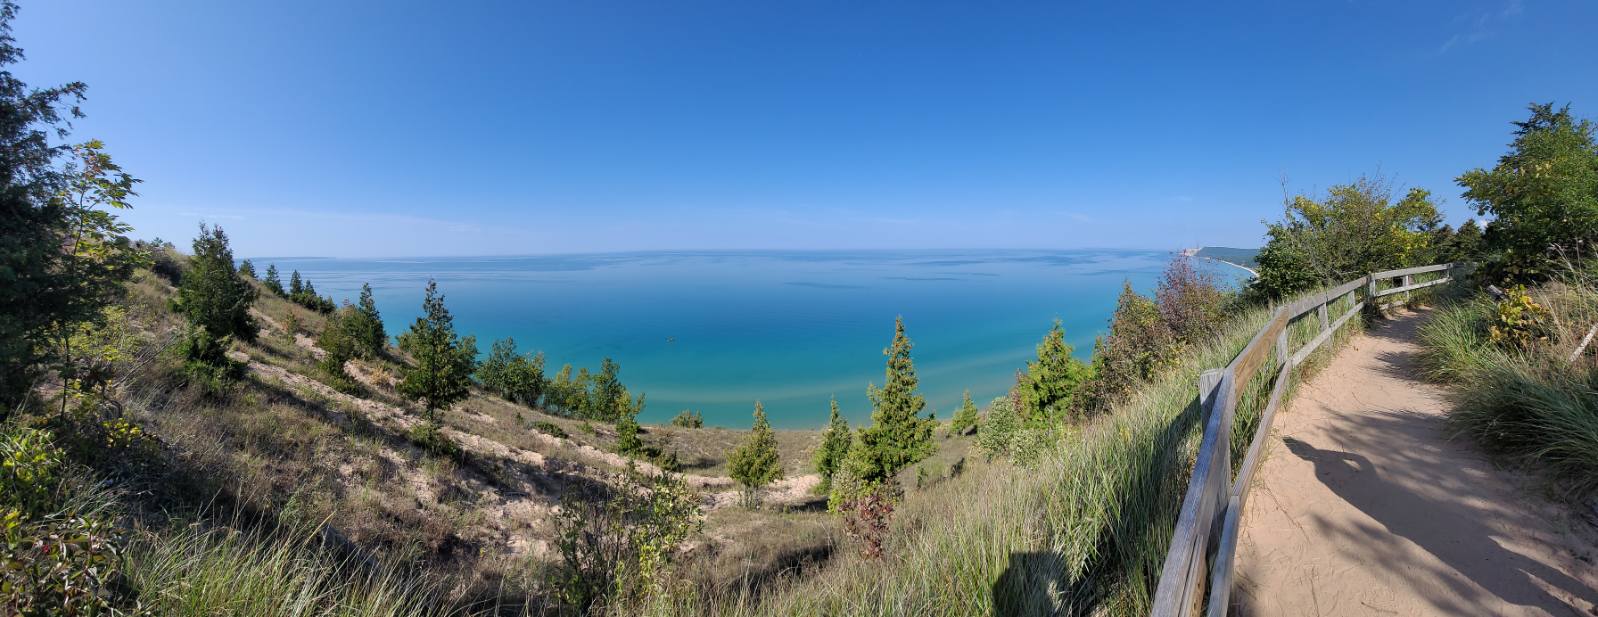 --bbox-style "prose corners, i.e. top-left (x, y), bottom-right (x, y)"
top-left (551, 472), bottom-right (701, 613)
top-left (671, 410), bottom-right (704, 428)
top-left (531, 420), bottom-right (568, 439)
top-left (407, 423), bottom-right (460, 459)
